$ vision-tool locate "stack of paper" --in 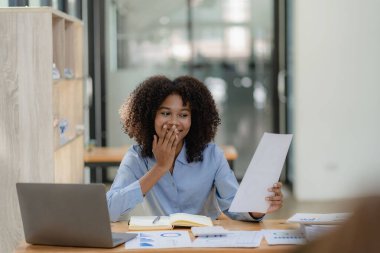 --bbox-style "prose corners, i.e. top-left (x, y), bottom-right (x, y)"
top-left (287, 213), bottom-right (351, 225)
top-left (287, 213), bottom-right (351, 241)
top-left (301, 224), bottom-right (338, 241)
top-left (125, 230), bottom-right (263, 249)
